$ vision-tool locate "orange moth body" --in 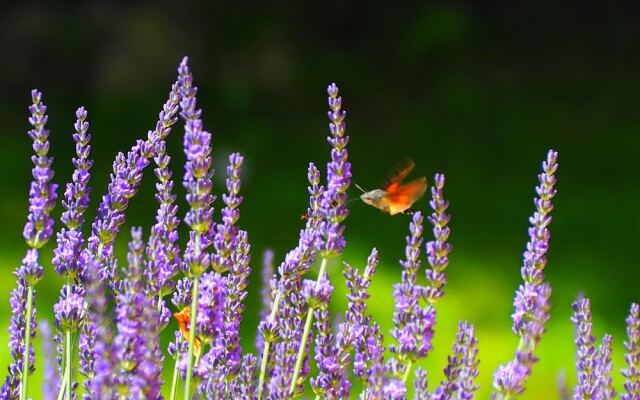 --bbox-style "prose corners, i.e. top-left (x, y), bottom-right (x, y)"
top-left (360, 159), bottom-right (427, 215)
